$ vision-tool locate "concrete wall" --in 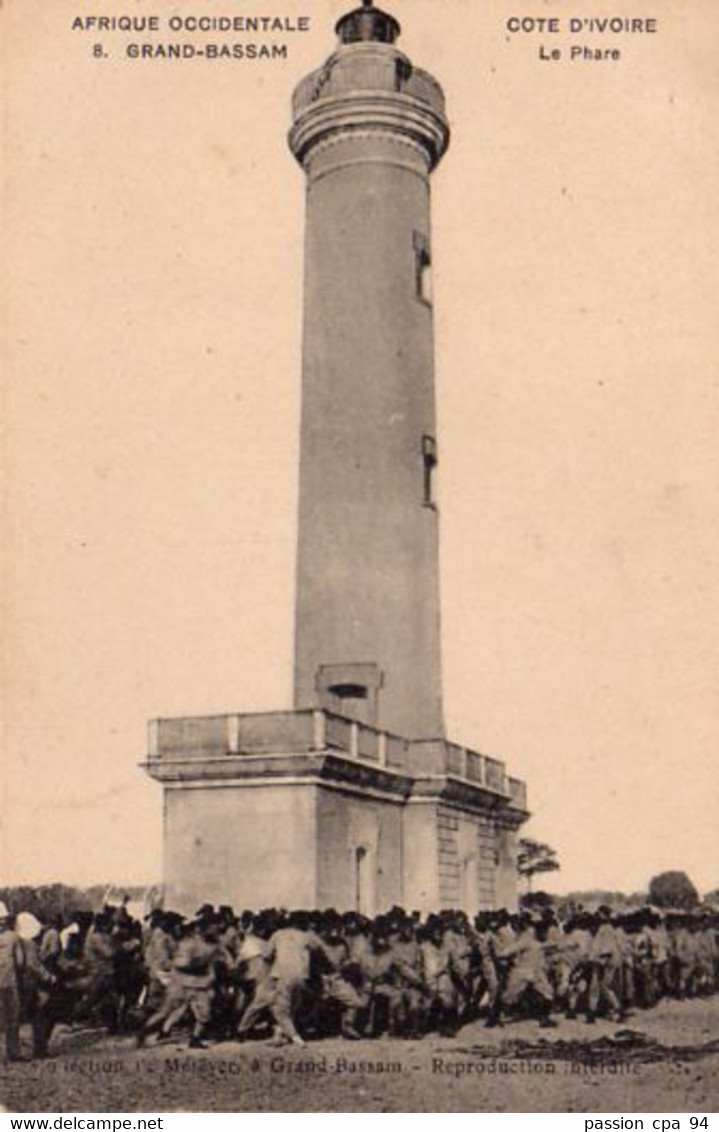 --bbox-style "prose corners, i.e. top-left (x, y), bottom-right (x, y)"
top-left (494, 822), bottom-right (520, 912)
top-left (435, 804), bottom-right (503, 913)
top-left (316, 787), bottom-right (403, 914)
top-left (163, 783), bottom-right (317, 914)
top-left (160, 776), bottom-right (519, 915)
top-left (402, 802), bottom-right (440, 914)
